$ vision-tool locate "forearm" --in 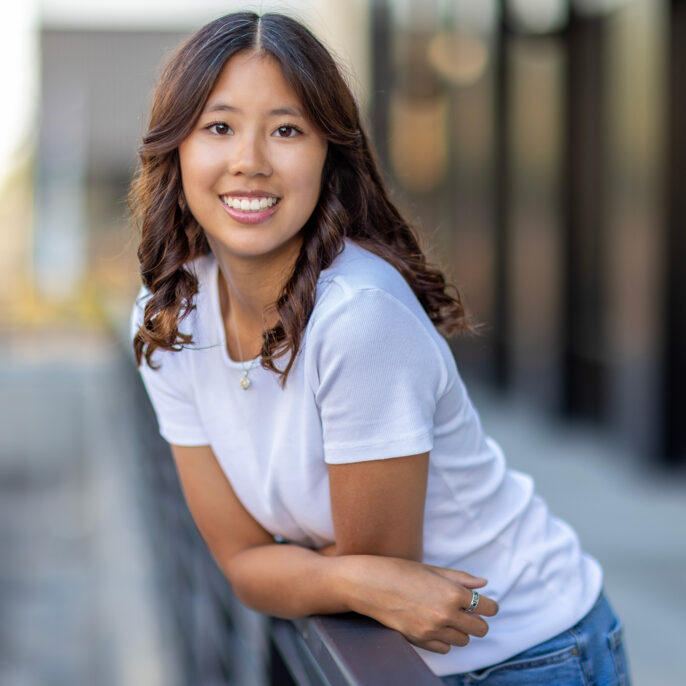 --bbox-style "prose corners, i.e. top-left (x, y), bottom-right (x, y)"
top-left (224, 542), bottom-right (497, 655)
top-left (225, 543), bottom-right (356, 618)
